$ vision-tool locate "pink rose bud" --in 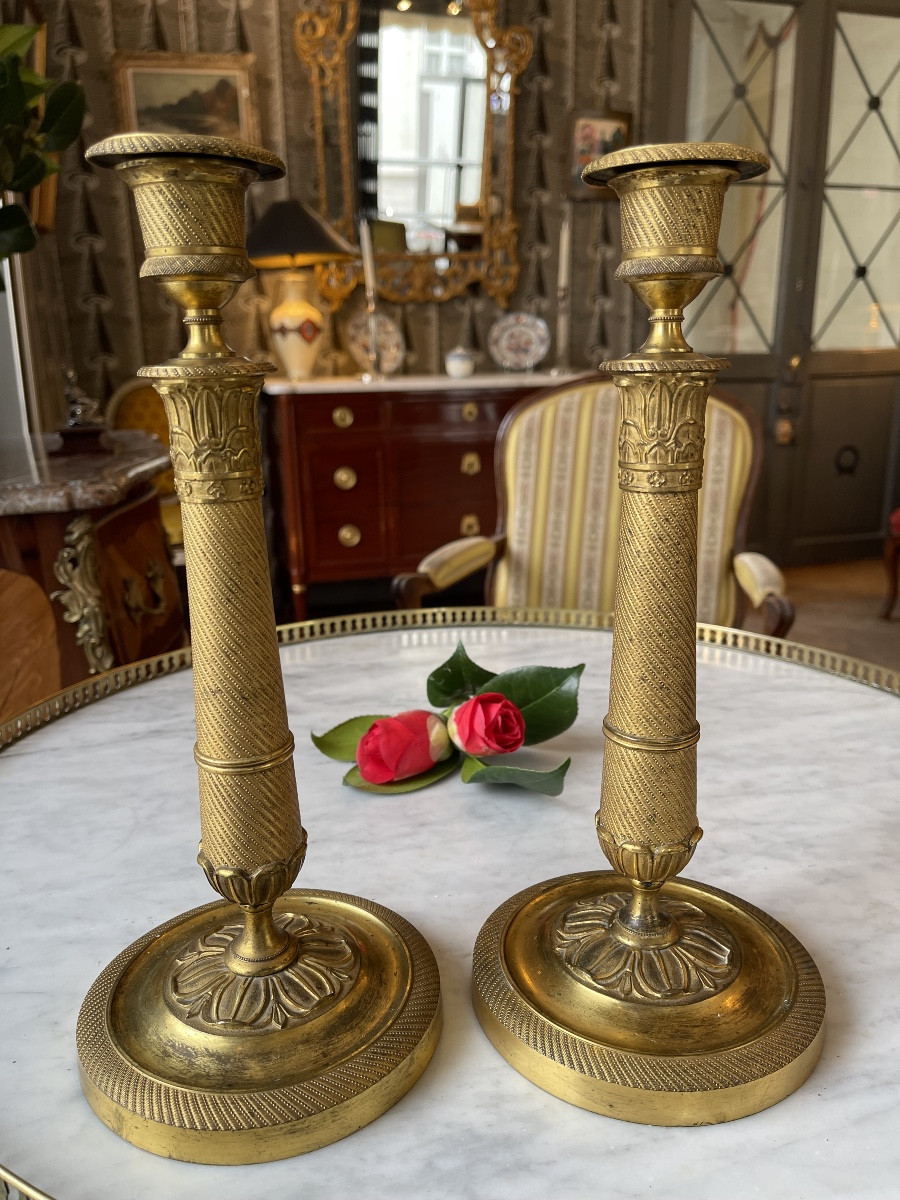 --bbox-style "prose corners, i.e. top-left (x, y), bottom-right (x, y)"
top-left (356, 710), bottom-right (452, 784)
top-left (447, 692), bottom-right (526, 756)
